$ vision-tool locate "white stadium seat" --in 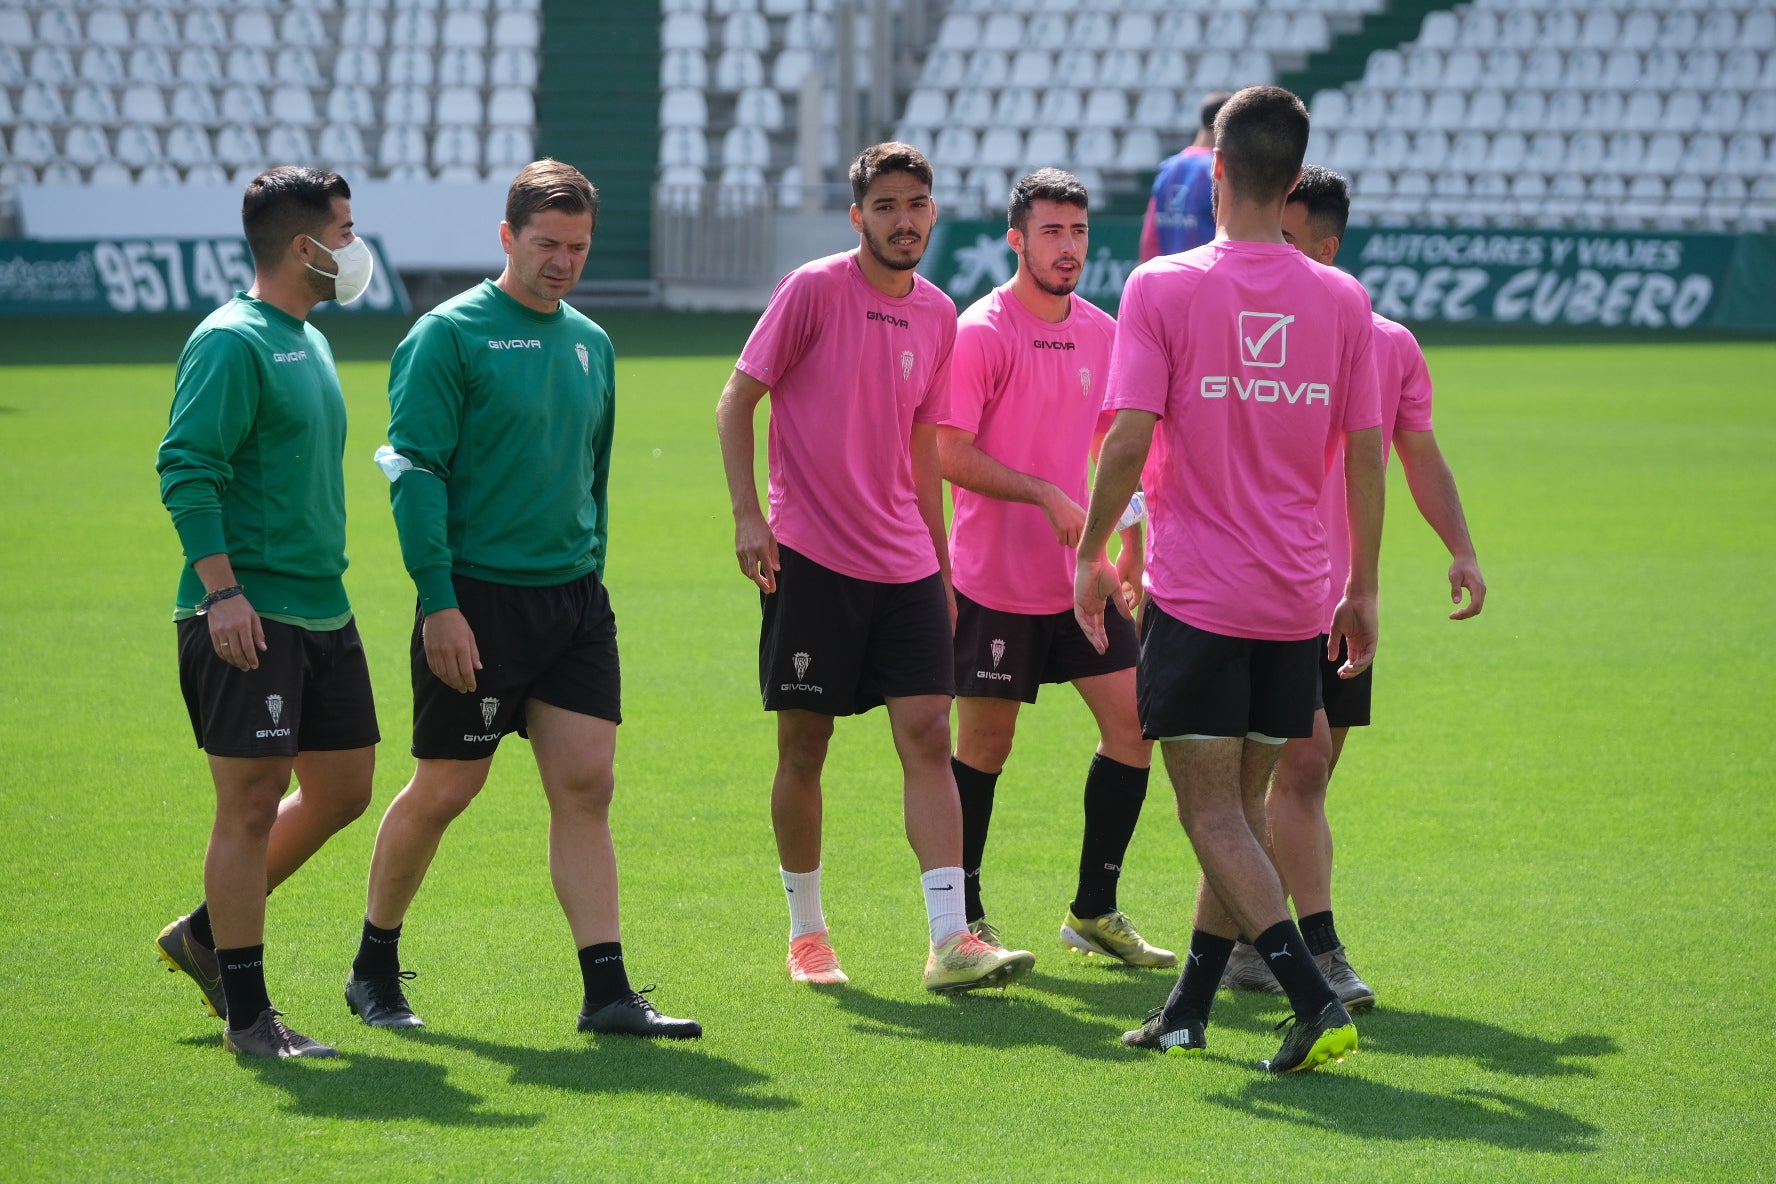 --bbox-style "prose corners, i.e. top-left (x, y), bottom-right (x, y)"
top-left (661, 88), bottom-right (709, 127)
top-left (170, 84), bottom-right (218, 126)
top-left (166, 124), bottom-right (215, 168)
top-left (662, 49), bottom-right (708, 89)
top-left (87, 9), bottom-right (132, 48)
top-left (225, 48), bottom-right (272, 86)
top-left (391, 10), bottom-right (440, 48)
top-left (65, 124), bottom-right (113, 168)
top-left (442, 12), bottom-right (488, 48)
top-left (491, 48), bottom-right (537, 87)
top-left (216, 124), bottom-right (265, 167)
top-left (340, 10), bottom-right (389, 47)
top-left (320, 125), bottom-right (369, 170)
top-left (232, 11), bottom-right (277, 49)
top-left (486, 127), bottom-right (535, 172)
top-left (492, 11), bottom-right (540, 49)
top-left (30, 48), bottom-right (76, 86)
top-left (440, 48), bottom-right (488, 87)
top-left (71, 82), bottom-right (119, 124)
top-left (267, 124), bottom-right (316, 163)
top-left (715, 49), bottom-right (766, 91)
top-left (20, 81), bottom-right (67, 124)
top-left (275, 49), bottom-right (323, 86)
top-left (384, 86), bottom-right (433, 126)
top-left (432, 126), bottom-right (481, 168)
top-left (378, 126), bottom-right (429, 169)
top-left (1024, 127), bottom-right (1070, 168)
top-left (488, 87), bottom-right (535, 126)
top-left (435, 87), bottom-right (484, 126)
top-left (661, 127), bottom-right (709, 168)
top-left (388, 49), bottom-right (436, 87)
